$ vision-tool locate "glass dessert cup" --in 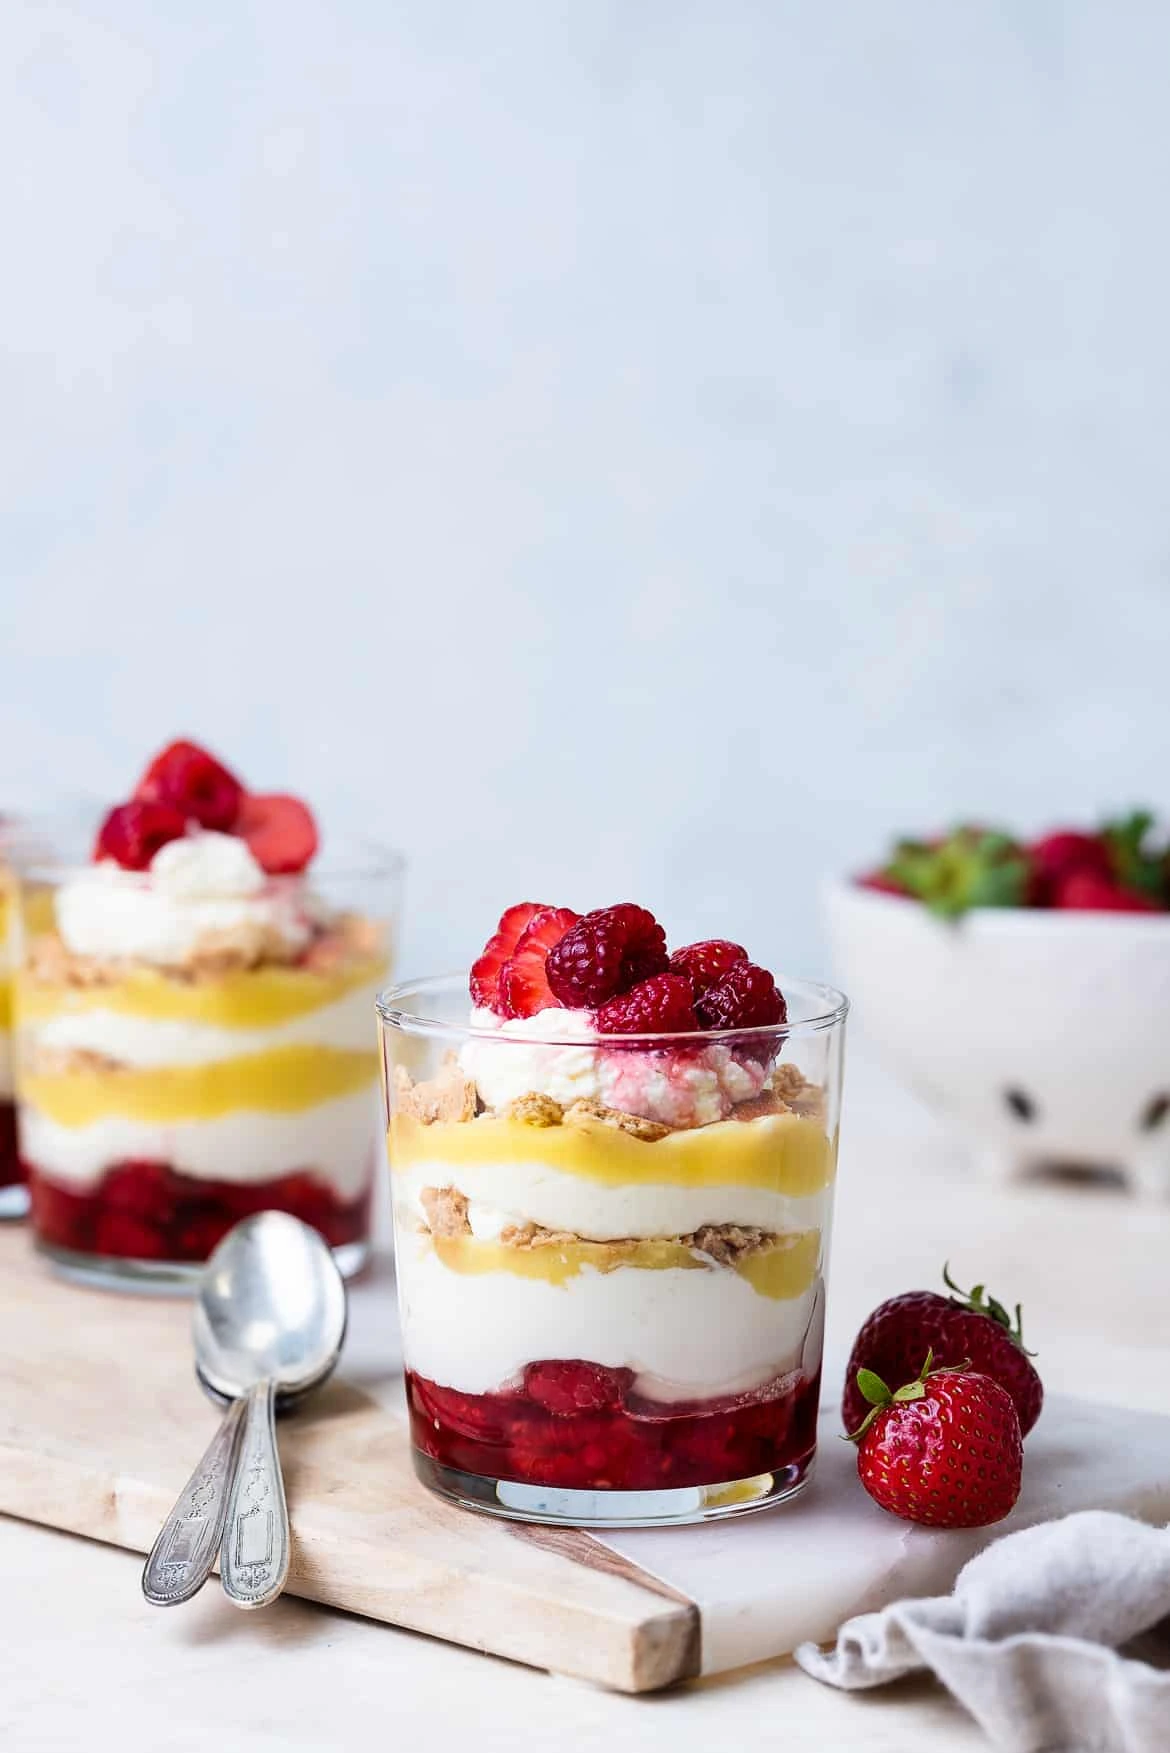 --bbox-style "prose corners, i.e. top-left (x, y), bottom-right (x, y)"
top-left (14, 849), bottom-right (402, 1289)
top-left (0, 856), bottom-right (20, 1219)
top-left (379, 974), bottom-right (847, 1528)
